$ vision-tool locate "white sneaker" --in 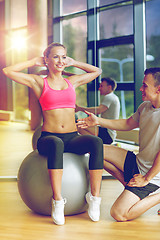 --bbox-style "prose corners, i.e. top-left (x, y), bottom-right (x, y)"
top-left (86, 192), bottom-right (101, 222)
top-left (51, 198), bottom-right (67, 225)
